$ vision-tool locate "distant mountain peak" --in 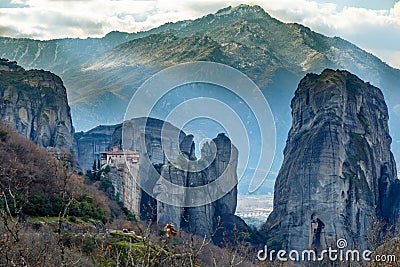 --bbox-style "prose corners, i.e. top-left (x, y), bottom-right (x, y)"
top-left (215, 4), bottom-right (271, 19)
top-left (215, 5), bottom-right (233, 15)
top-left (234, 4), bottom-right (266, 12)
